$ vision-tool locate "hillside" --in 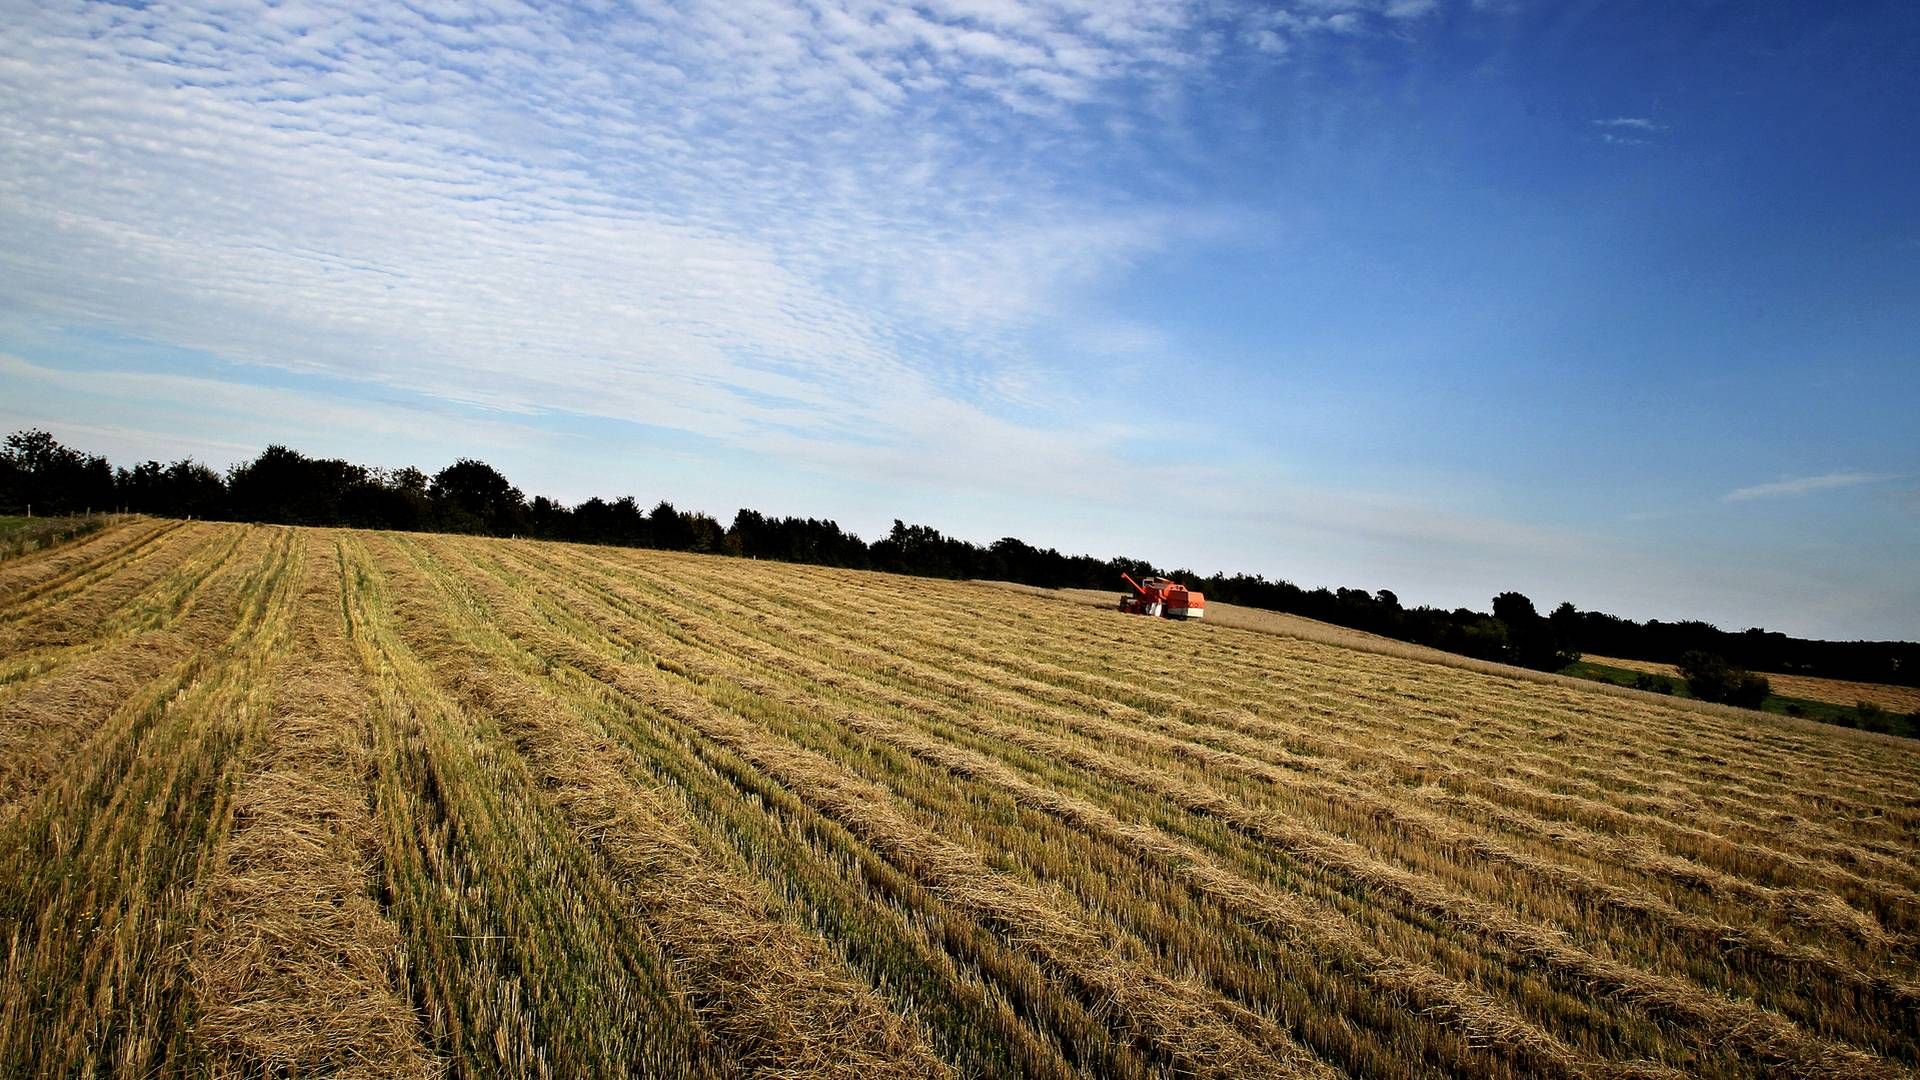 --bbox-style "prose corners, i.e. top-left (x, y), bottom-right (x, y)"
top-left (1587, 654), bottom-right (1920, 715)
top-left (986, 582), bottom-right (1920, 738)
top-left (3, 519), bottom-right (1917, 1077)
